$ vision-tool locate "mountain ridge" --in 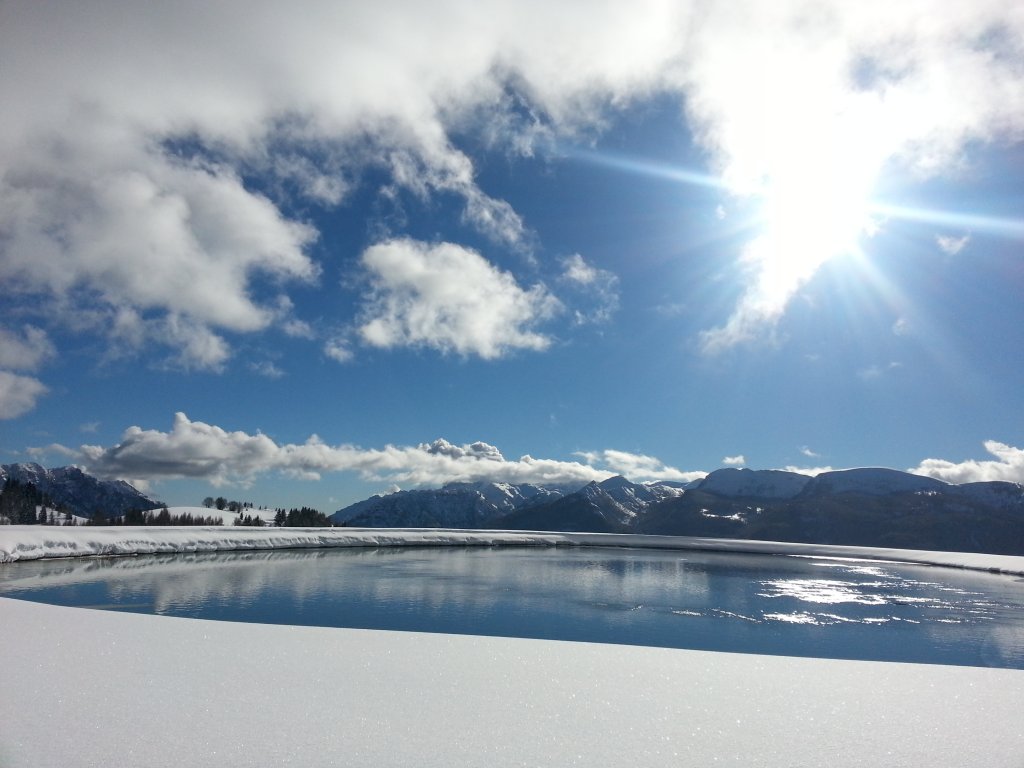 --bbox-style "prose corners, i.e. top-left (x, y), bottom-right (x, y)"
top-left (0, 462), bottom-right (160, 519)
top-left (331, 468), bottom-right (1024, 555)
